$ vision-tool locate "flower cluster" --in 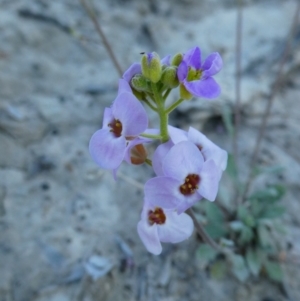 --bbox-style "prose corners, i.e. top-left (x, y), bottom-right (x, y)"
top-left (89, 46), bottom-right (227, 255)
